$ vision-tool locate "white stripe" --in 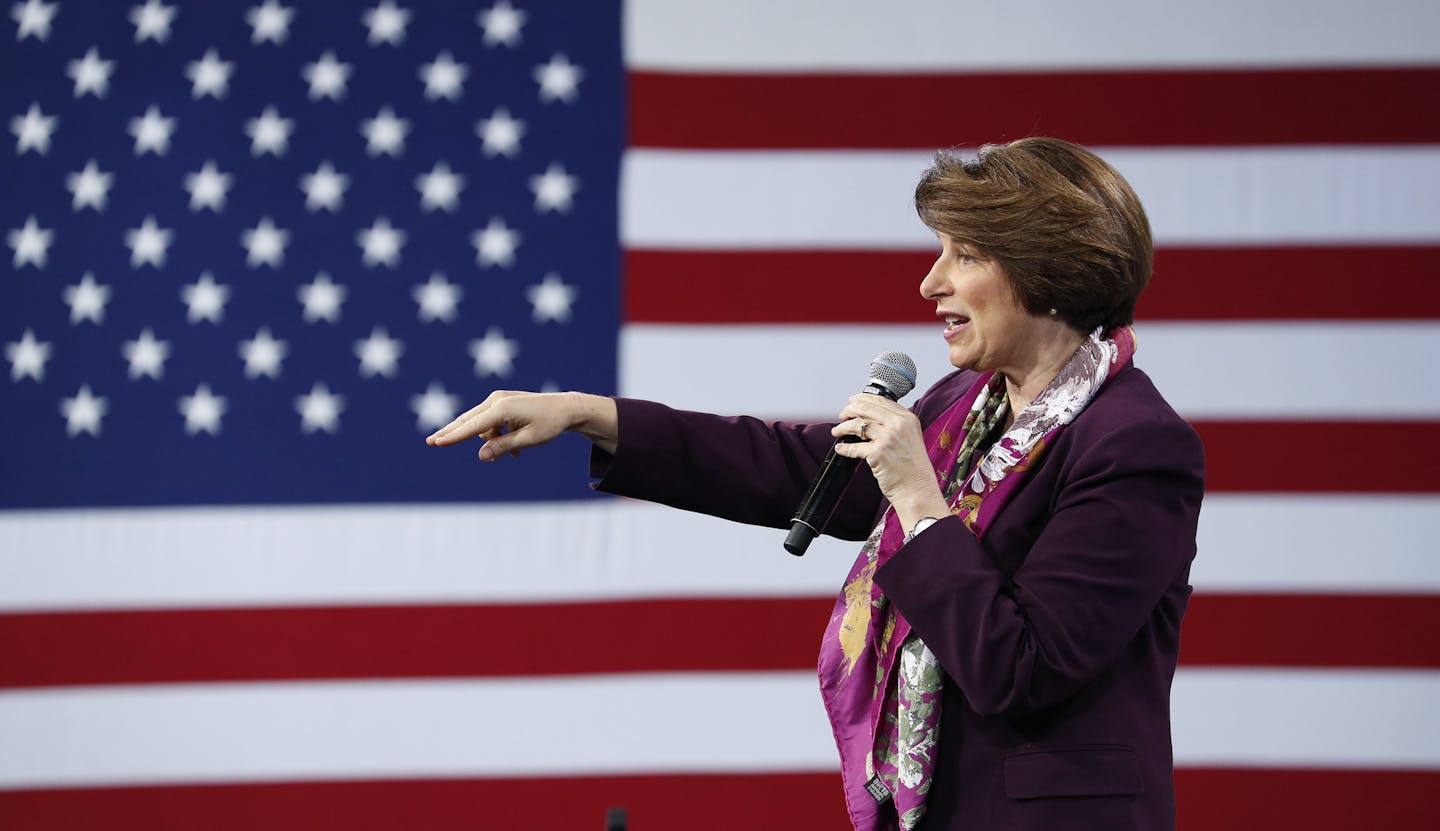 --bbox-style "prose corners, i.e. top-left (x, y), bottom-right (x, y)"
top-left (0, 502), bottom-right (850, 612)
top-left (2, 496), bottom-right (1436, 612)
top-left (621, 148), bottom-right (1440, 247)
top-left (0, 673), bottom-right (834, 789)
top-left (626, 0), bottom-right (1440, 70)
top-left (619, 322), bottom-right (1440, 419)
top-left (1171, 669), bottom-right (1440, 769)
top-left (1, 669), bottom-right (1435, 789)
top-left (1193, 495), bottom-right (1440, 594)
